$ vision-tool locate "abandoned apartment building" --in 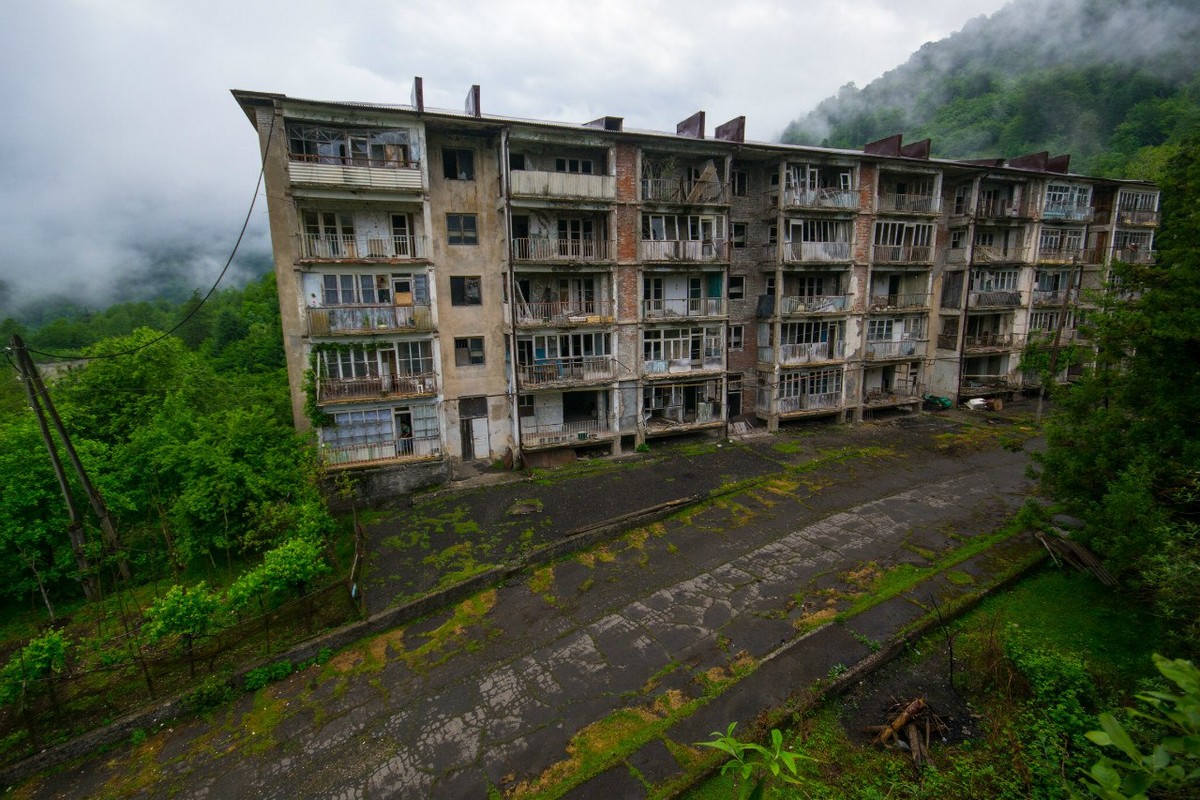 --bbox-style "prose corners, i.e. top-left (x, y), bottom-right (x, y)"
top-left (232, 80), bottom-right (1159, 491)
